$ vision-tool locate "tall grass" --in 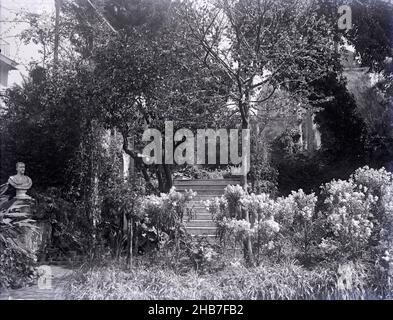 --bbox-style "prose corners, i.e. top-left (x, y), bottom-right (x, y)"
top-left (64, 261), bottom-right (374, 300)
